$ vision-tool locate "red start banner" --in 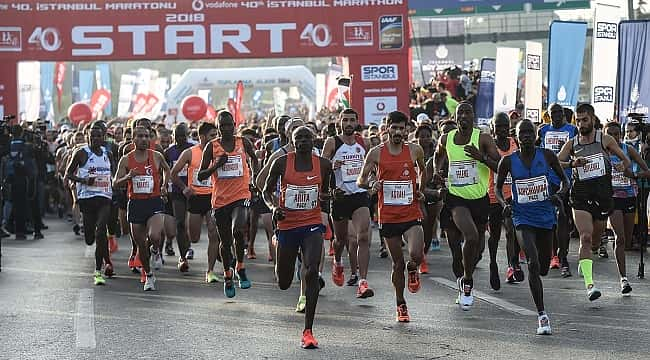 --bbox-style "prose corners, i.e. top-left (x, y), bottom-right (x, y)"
top-left (0, 0), bottom-right (409, 124)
